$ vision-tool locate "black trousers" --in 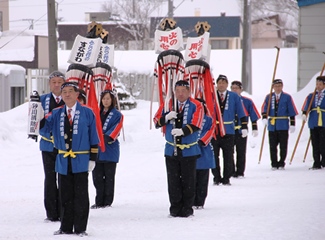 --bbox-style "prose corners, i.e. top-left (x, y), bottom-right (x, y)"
top-left (165, 155), bottom-right (197, 217)
top-left (211, 135), bottom-right (235, 183)
top-left (268, 130), bottom-right (288, 168)
top-left (234, 131), bottom-right (248, 176)
top-left (92, 162), bottom-right (117, 207)
top-left (310, 127), bottom-right (325, 168)
top-left (58, 171), bottom-right (89, 234)
top-left (41, 151), bottom-right (60, 219)
top-left (194, 169), bottom-right (209, 207)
